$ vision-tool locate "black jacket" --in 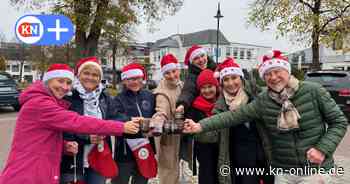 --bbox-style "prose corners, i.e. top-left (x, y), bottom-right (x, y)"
top-left (113, 88), bottom-right (155, 162)
top-left (176, 57), bottom-right (217, 115)
top-left (60, 89), bottom-right (119, 179)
